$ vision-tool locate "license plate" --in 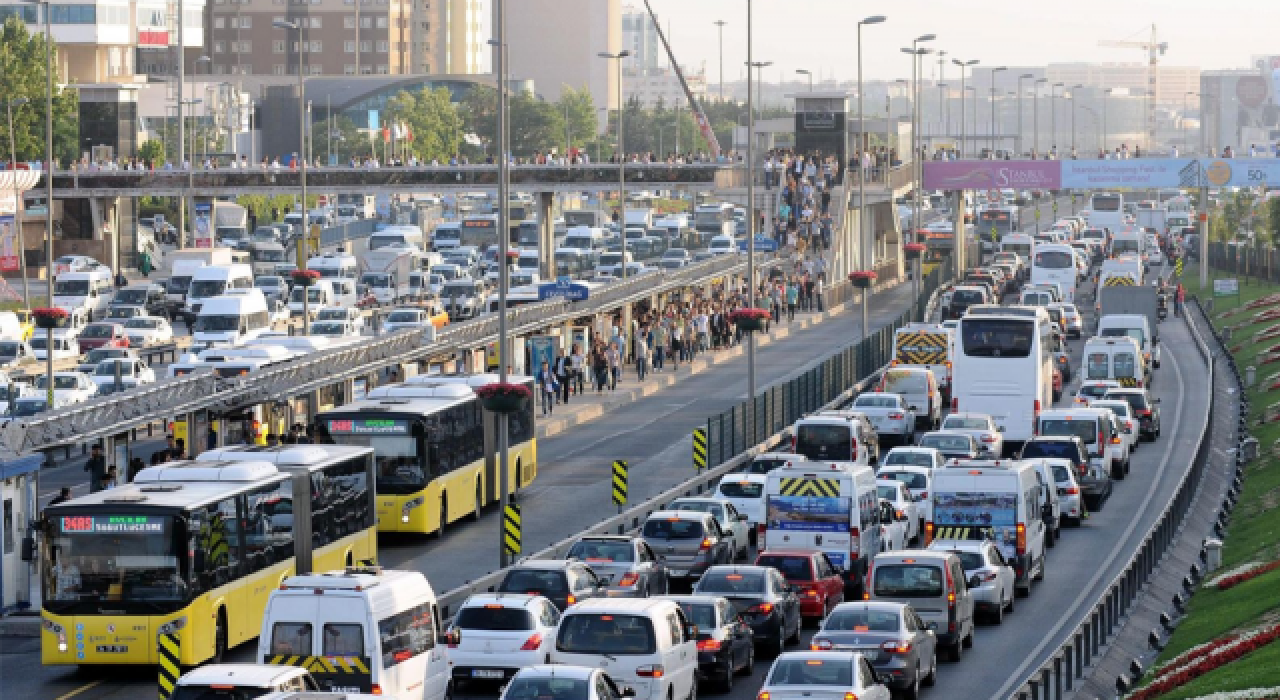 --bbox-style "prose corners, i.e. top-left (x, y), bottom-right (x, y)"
top-left (472, 670), bottom-right (505, 679)
top-left (669, 570), bottom-right (687, 577)
top-left (96, 645), bottom-right (128, 653)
